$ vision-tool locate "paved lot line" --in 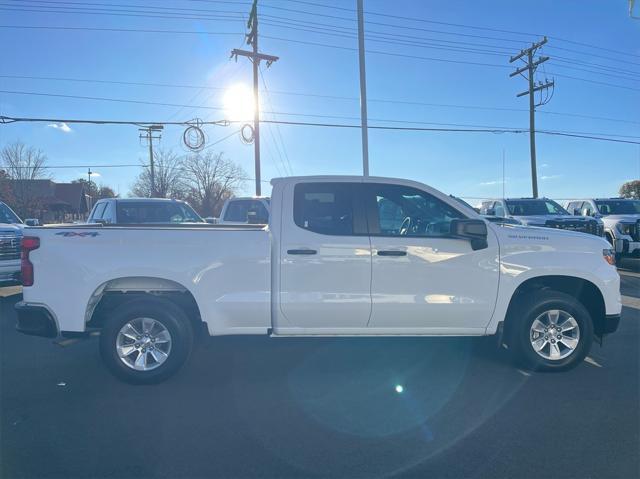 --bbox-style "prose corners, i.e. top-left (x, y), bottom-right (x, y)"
top-left (0, 286), bottom-right (22, 298)
top-left (622, 295), bottom-right (640, 310)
